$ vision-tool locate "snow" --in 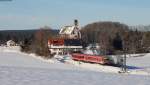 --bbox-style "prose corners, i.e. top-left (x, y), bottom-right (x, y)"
top-left (127, 53), bottom-right (150, 75)
top-left (127, 53), bottom-right (150, 68)
top-left (1, 66), bottom-right (150, 85)
top-left (0, 46), bottom-right (150, 85)
top-left (0, 46), bottom-right (83, 71)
